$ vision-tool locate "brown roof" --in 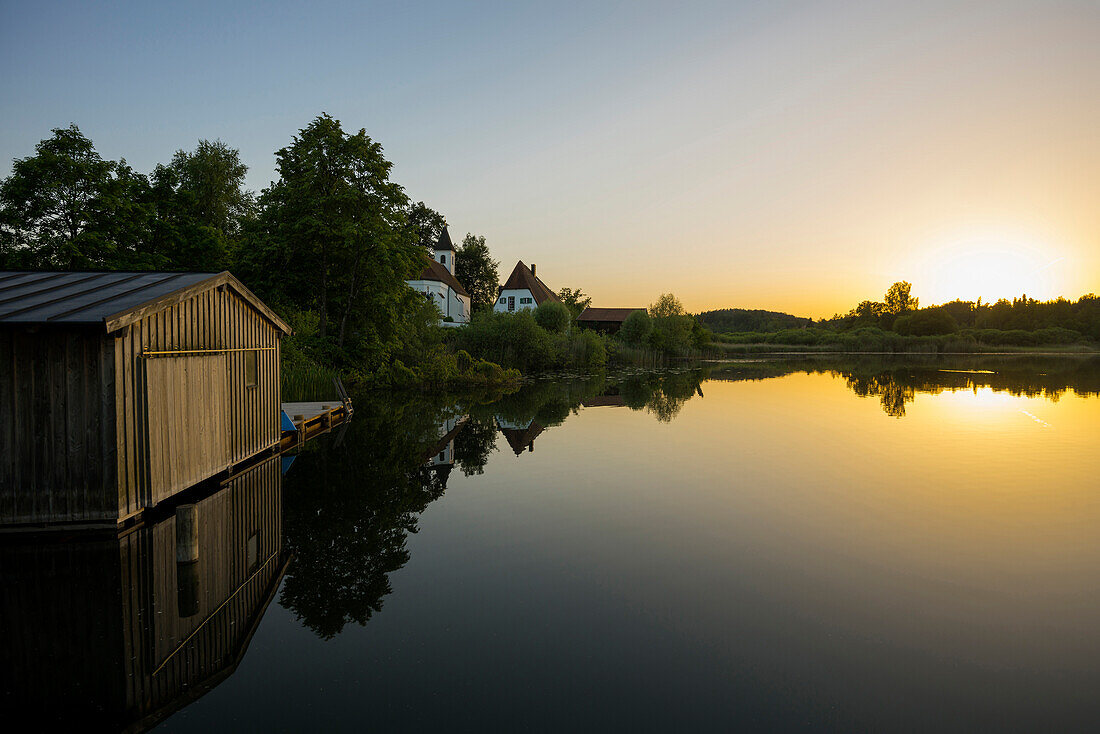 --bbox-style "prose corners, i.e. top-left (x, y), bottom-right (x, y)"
top-left (414, 258), bottom-right (469, 298)
top-left (499, 261), bottom-right (560, 305)
top-left (576, 307), bottom-right (645, 323)
top-left (581, 395), bottom-right (626, 407)
top-left (499, 421), bottom-right (545, 455)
